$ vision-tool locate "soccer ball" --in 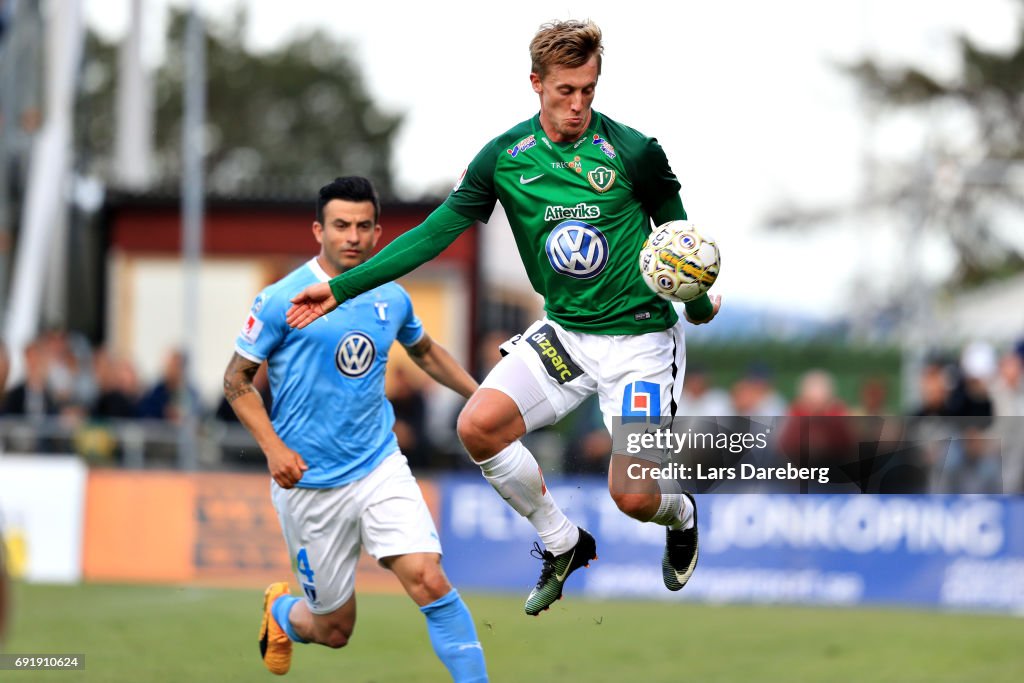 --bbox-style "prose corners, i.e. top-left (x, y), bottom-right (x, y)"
top-left (638, 220), bottom-right (720, 303)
